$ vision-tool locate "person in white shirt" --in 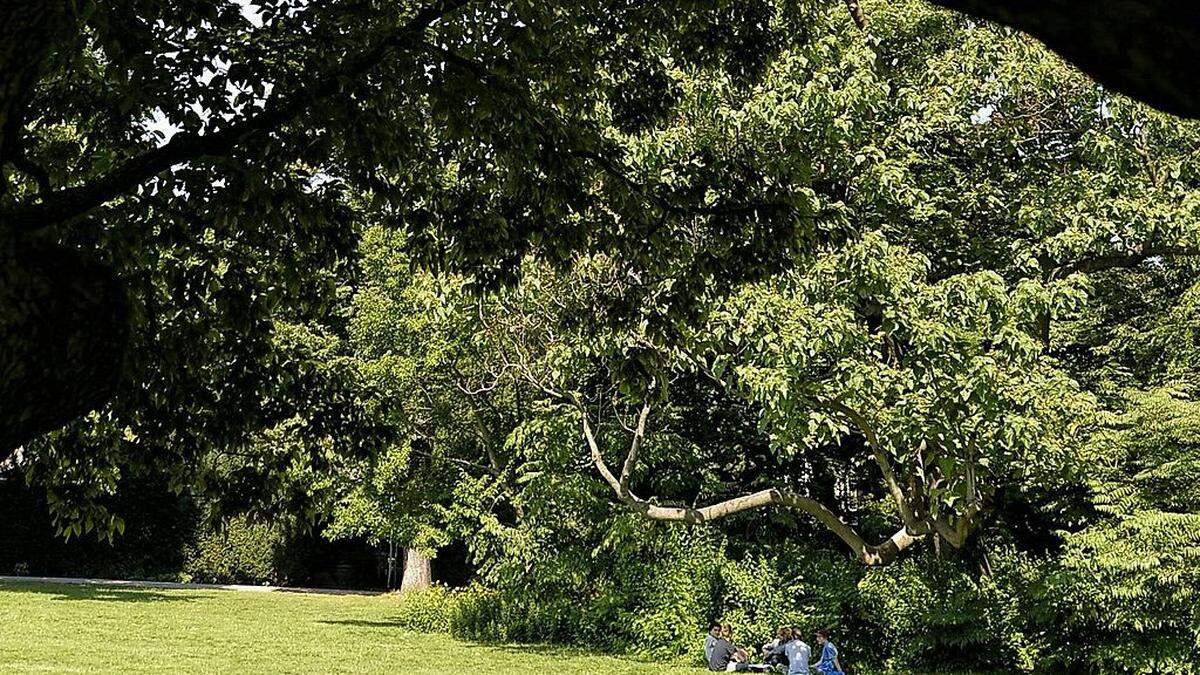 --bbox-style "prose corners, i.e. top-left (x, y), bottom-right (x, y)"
top-left (782, 627), bottom-right (811, 675)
